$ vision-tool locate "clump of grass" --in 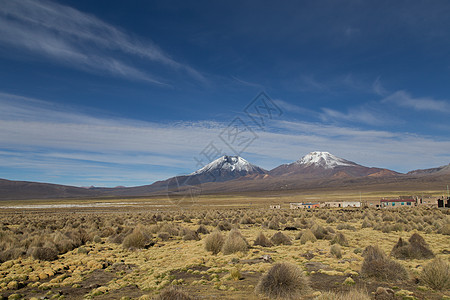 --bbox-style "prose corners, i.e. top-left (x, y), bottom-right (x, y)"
top-left (420, 257), bottom-right (450, 291)
top-left (331, 232), bottom-right (349, 247)
top-left (222, 229), bottom-right (248, 254)
top-left (310, 224), bottom-right (329, 239)
top-left (204, 231), bottom-right (224, 255)
top-left (182, 229), bottom-right (200, 241)
top-left (390, 233), bottom-right (434, 259)
top-left (330, 244), bottom-right (342, 259)
top-left (361, 245), bottom-right (408, 281)
top-left (336, 224), bottom-right (356, 231)
top-left (268, 220), bottom-right (280, 230)
top-left (196, 225), bottom-right (209, 235)
top-left (216, 221), bottom-right (232, 231)
top-left (29, 247), bottom-right (58, 261)
top-left (122, 226), bottom-right (152, 249)
top-left (230, 267), bottom-right (242, 280)
top-left (254, 232), bottom-right (273, 247)
top-left (315, 288), bottom-right (371, 300)
top-left (155, 287), bottom-right (193, 300)
top-left (270, 231), bottom-right (292, 246)
top-left (299, 229), bottom-right (317, 244)
top-left (255, 262), bottom-right (310, 299)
